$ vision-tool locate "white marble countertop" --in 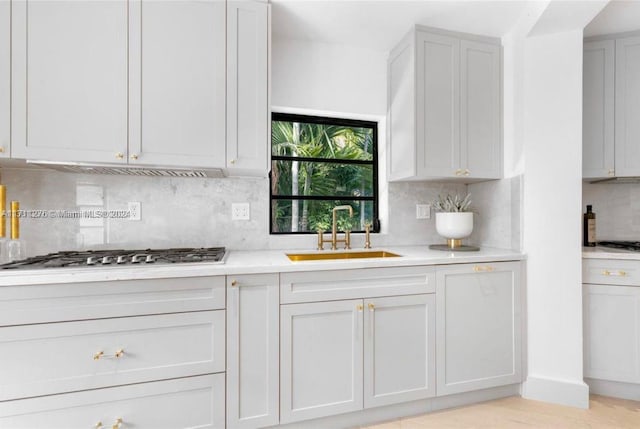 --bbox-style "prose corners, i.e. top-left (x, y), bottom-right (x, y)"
top-left (582, 246), bottom-right (640, 261)
top-left (0, 246), bottom-right (525, 286)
